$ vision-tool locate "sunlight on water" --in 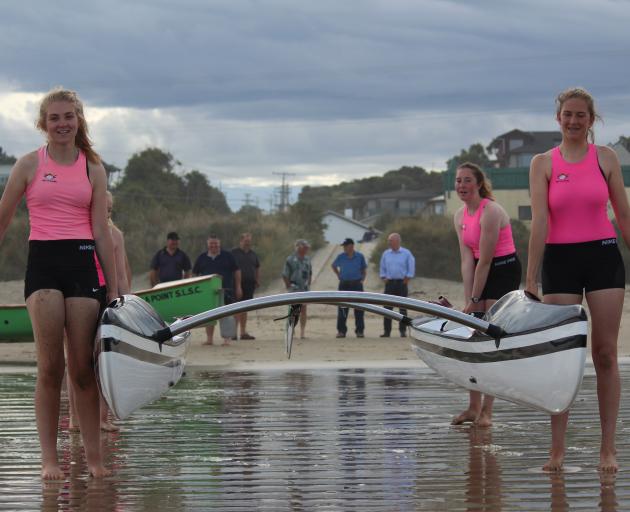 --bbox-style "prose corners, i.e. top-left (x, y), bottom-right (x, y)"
top-left (1, 367), bottom-right (630, 511)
